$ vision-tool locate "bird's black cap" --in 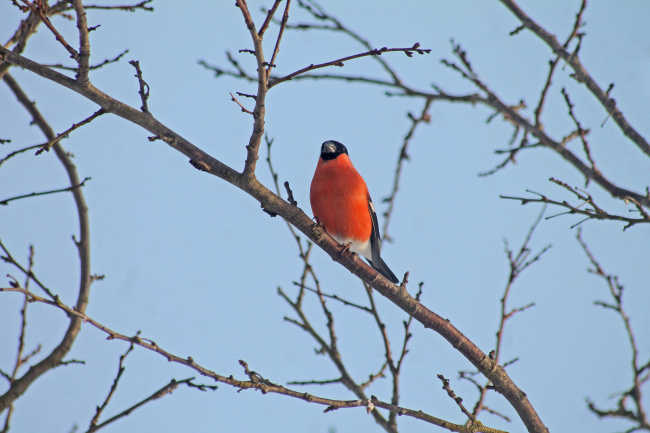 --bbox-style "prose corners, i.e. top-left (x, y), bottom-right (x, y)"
top-left (320, 140), bottom-right (348, 160)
